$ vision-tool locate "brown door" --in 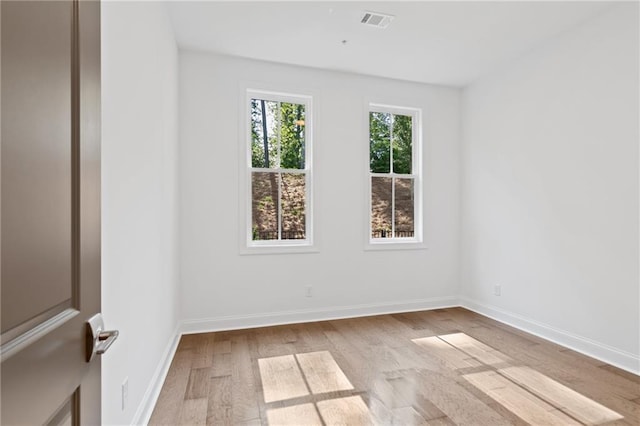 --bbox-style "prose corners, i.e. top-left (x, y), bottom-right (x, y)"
top-left (1, 1), bottom-right (108, 424)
